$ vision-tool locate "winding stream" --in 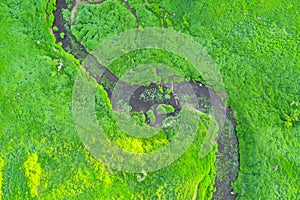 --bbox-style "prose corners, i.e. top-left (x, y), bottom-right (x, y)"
top-left (50, 0), bottom-right (239, 199)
